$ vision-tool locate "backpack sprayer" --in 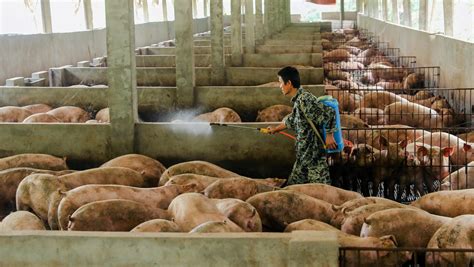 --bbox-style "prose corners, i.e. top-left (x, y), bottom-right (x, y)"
top-left (209, 123), bottom-right (296, 140)
top-left (300, 95), bottom-right (344, 153)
